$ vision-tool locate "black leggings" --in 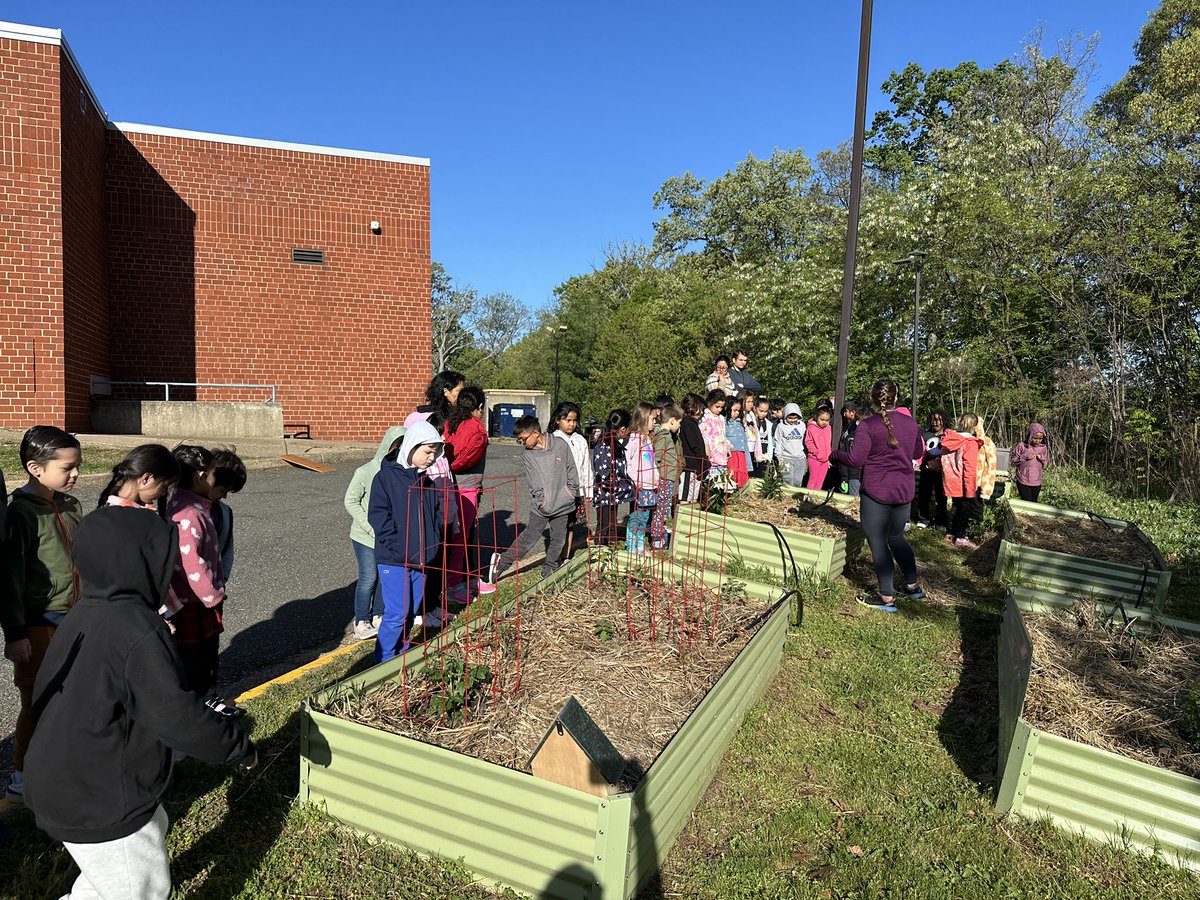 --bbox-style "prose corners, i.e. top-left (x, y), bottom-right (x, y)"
top-left (1016, 483), bottom-right (1041, 503)
top-left (859, 493), bottom-right (918, 598)
top-left (950, 494), bottom-right (983, 540)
